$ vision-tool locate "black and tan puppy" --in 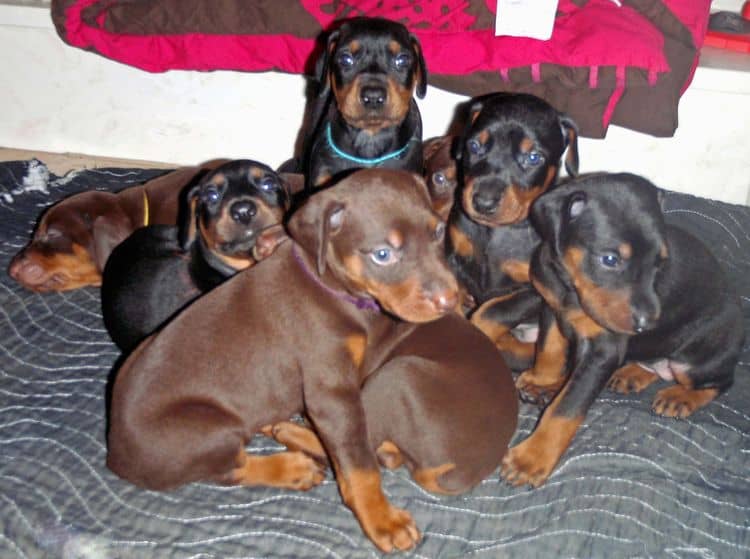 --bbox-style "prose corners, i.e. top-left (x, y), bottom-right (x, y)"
top-left (101, 160), bottom-right (291, 352)
top-left (107, 169), bottom-right (517, 553)
top-left (446, 93), bottom-right (579, 368)
top-left (501, 173), bottom-right (745, 487)
top-left (304, 17), bottom-right (427, 189)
